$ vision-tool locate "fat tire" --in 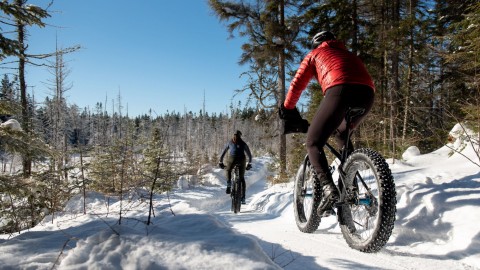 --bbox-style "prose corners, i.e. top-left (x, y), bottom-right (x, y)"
top-left (339, 148), bottom-right (396, 252)
top-left (235, 179), bottom-right (243, 213)
top-left (293, 158), bottom-right (322, 233)
top-left (231, 167), bottom-right (242, 214)
top-left (231, 181), bottom-right (241, 213)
